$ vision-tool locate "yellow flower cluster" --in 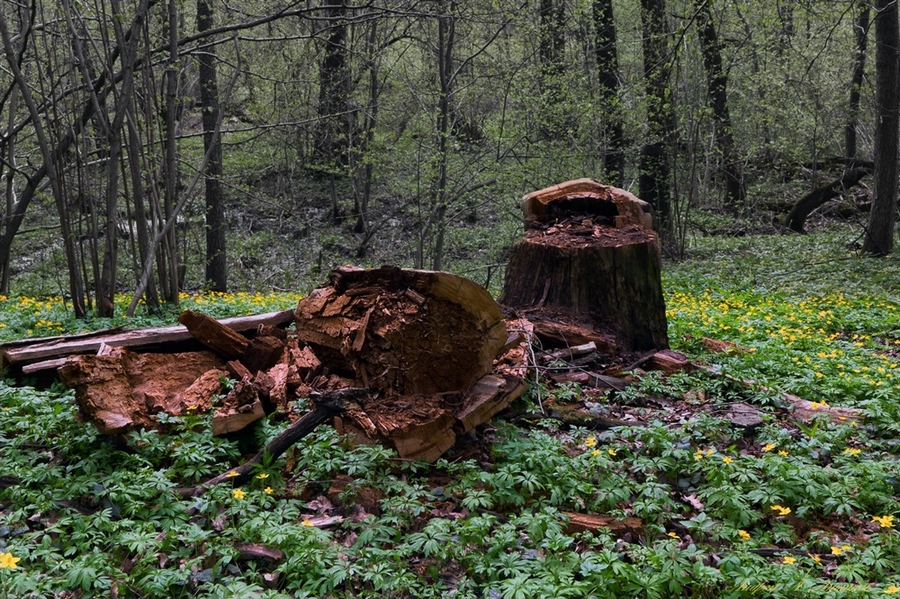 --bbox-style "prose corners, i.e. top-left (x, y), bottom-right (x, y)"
top-left (873, 515), bottom-right (895, 529)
